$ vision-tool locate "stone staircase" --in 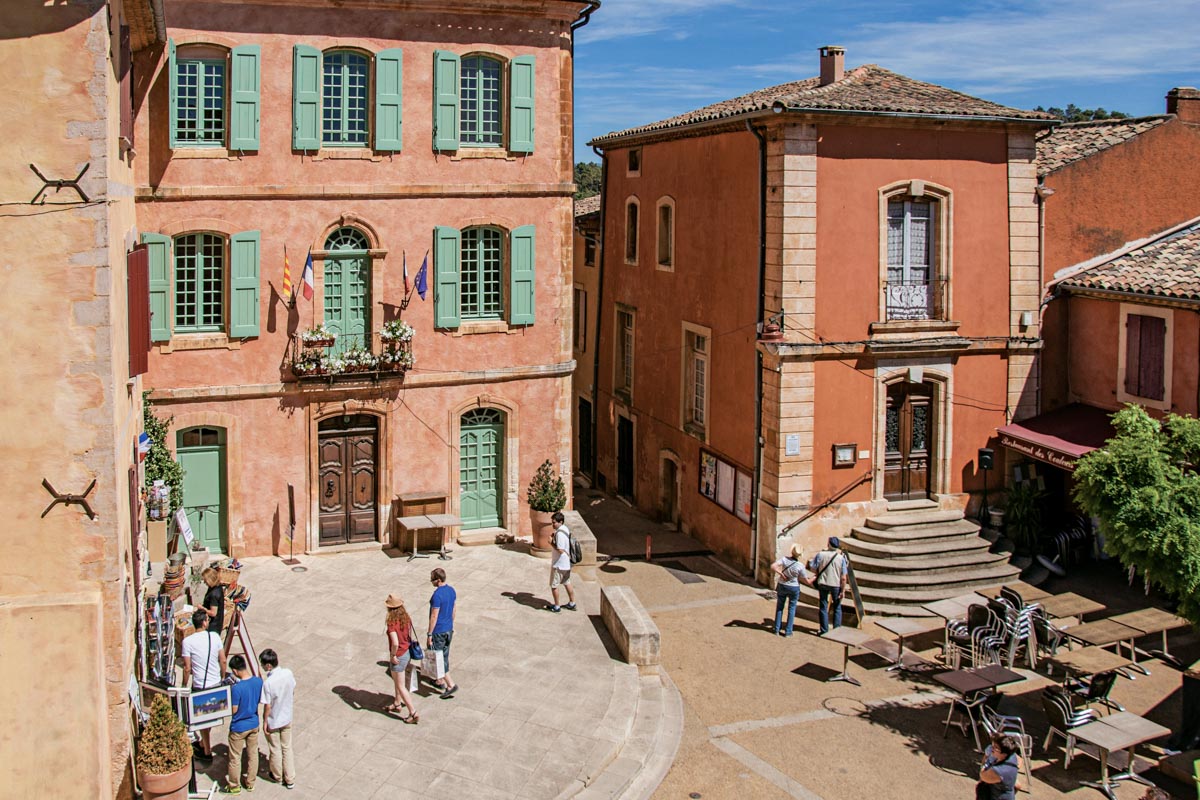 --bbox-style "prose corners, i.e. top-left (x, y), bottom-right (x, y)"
top-left (800, 500), bottom-right (1020, 617)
